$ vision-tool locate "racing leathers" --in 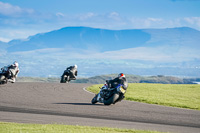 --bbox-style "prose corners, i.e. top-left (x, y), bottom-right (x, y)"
top-left (64, 66), bottom-right (78, 80)
top-left (3, 64), bottom-right (19, 83)
top-left (106, 76), bottom-right (128, 91)
top-left (97, 76), bottom-right (128, 102)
